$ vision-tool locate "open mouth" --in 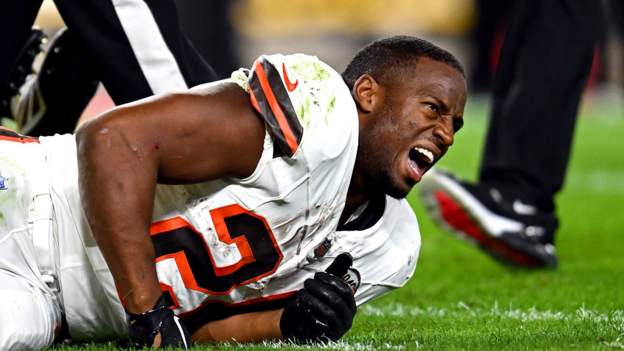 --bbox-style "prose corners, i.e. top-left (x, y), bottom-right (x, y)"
top-left (409, 146), bottom-right (435, 172)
